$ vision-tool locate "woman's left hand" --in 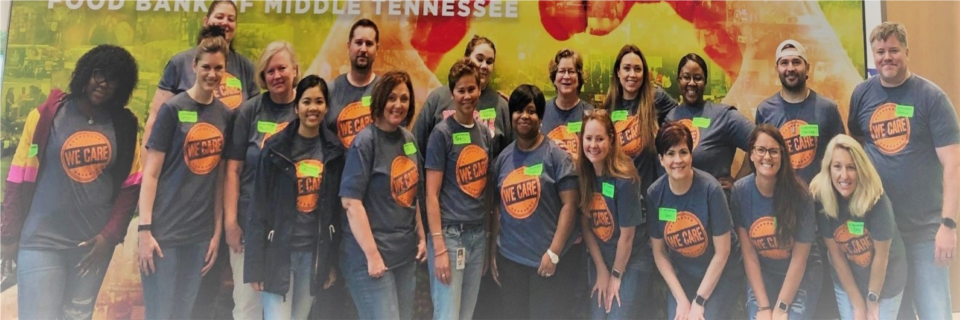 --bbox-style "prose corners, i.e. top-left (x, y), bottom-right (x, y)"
top-left (77, 234), bottom-right (111, 277)
top-left (604, 277), bottom-right (622, 313)
top-left (687, 301), bottom-right (705, 320)
top-left (537, 253), bottom-right (556, 278)
top-left (201, 236), bottom-right (219, 276)
top-left (416, 238), bottom-right (427, 264)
